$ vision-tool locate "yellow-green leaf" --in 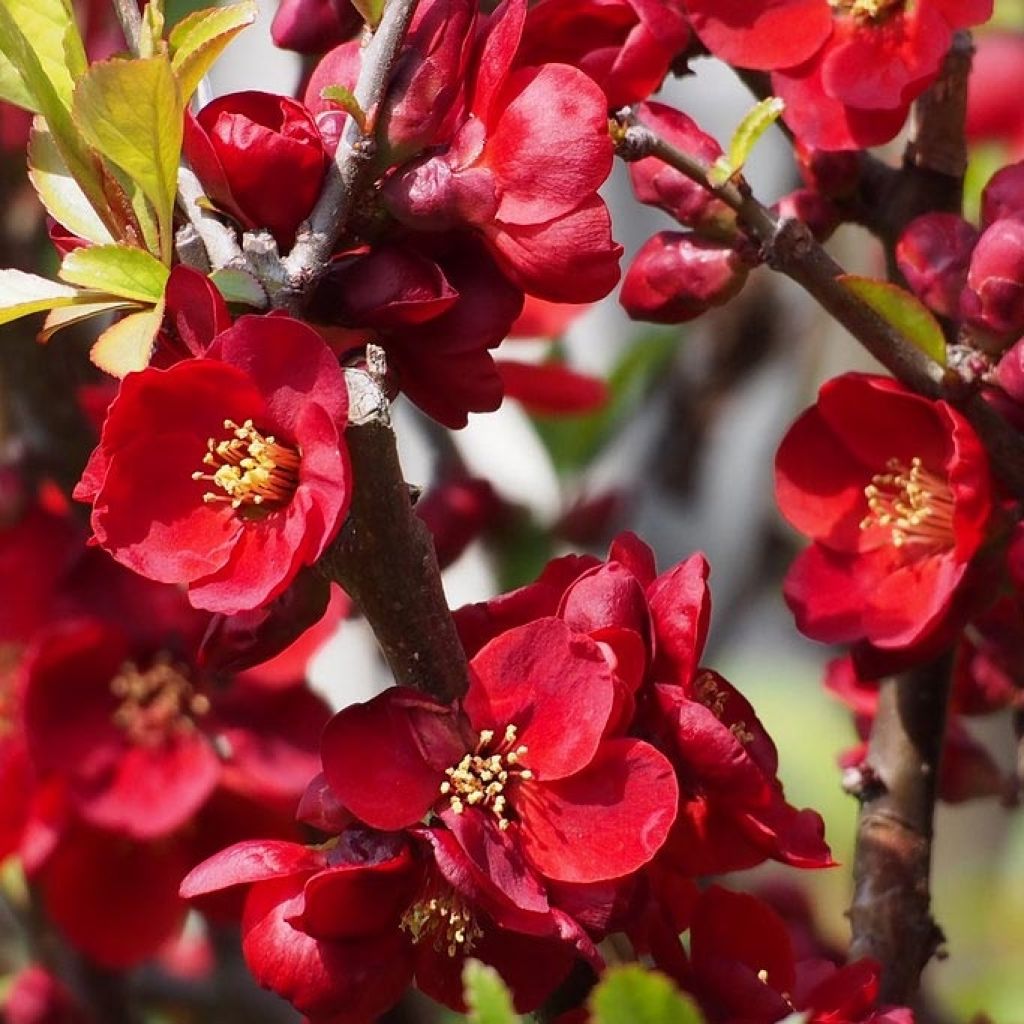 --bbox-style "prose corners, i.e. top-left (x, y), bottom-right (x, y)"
top-left (0, 0), bottom-right (85, 112)
top-left (209, 267), bottom-right (267, 307)
top-left (0, 268), bottom-right (98, 325)
top-left (140, 0), bottom-right (167, 59)
top-left (169, 1), bottom-right (257, 103)
top-left (708, 96), bottom-right (785, 188)
top-left (41, 299), bottom-right (142, 342)
top-left (320, 85), bottom-right (366, 132)
top-left (90, 301), bottom-right (165, 377)
top-left (591, 966), bottom-right (704, 1024)
top-left (60, 245), bottom-right (170, 303)
top-left (73, 56), bottom-right (183, 264)
top-left (28, 119), bottom-right (114, 246)
top-left (351, 0), bottom-right (385, 28)
top-left (462, 961), bottom-right (519, 1024)
top-left (840, 275), bottom-right (948, 366)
